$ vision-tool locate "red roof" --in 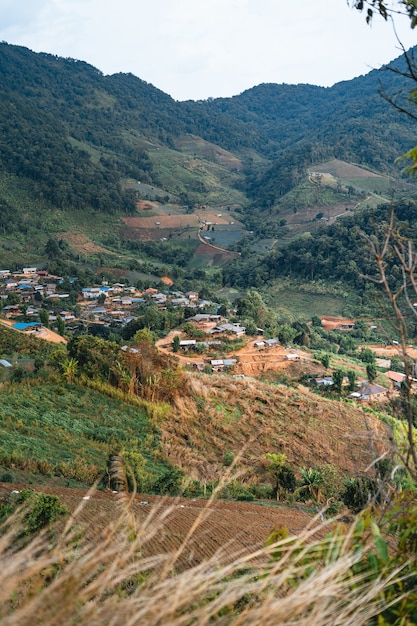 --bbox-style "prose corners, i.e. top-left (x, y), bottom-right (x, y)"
top-left (387, 370), bottom-right (406, 383)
